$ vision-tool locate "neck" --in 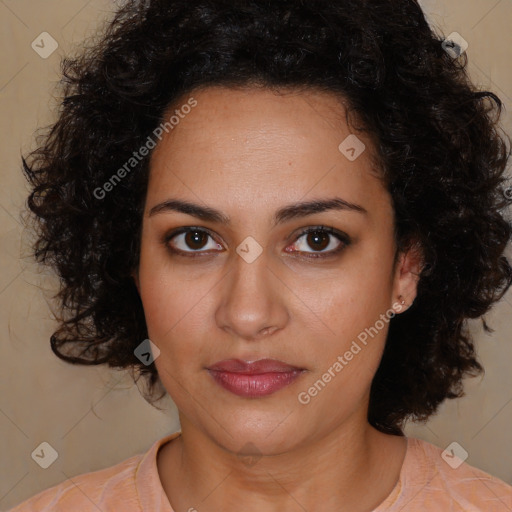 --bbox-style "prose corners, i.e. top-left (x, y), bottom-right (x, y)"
top-left (157, 412), bottom-right (407, 512)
